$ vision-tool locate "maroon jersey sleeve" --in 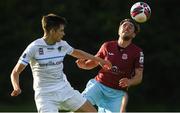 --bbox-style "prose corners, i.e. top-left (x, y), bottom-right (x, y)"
top-left (135, 50), bottom-right (144, 68)
top-left (95, 43), bottom-right (107, 59)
